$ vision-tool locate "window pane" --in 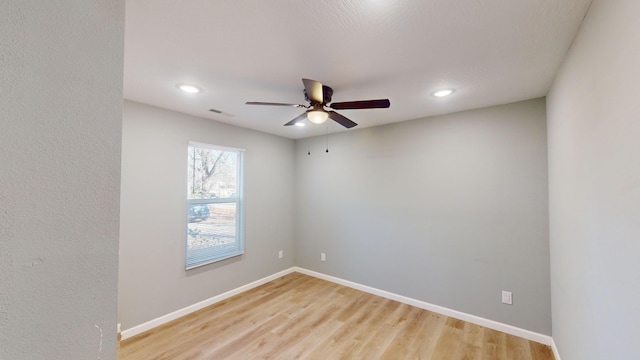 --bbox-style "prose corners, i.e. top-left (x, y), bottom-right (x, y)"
top-left (186, 202), bottom-right (240, 267)
top-left (187, 146), bottom-right (238, 199)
